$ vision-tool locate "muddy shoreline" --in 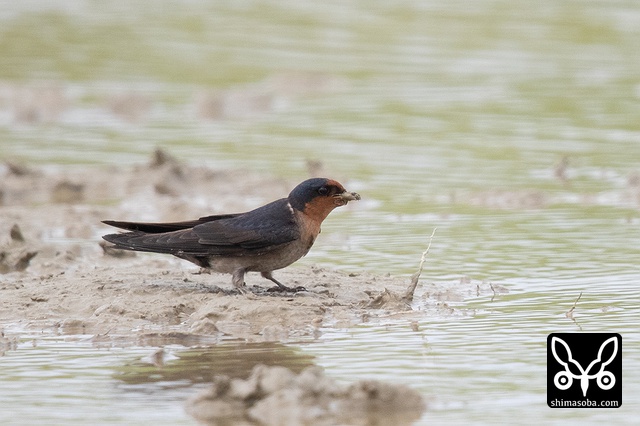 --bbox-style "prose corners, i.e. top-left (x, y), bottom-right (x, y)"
top-left (0, 151), bottom-right (508, 424)
top-left (1, 150), bottom-right (485, 343)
